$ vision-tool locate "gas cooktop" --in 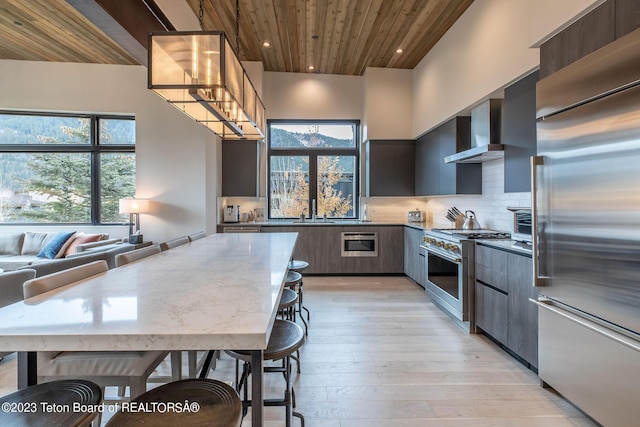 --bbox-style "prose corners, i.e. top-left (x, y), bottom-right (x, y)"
top-left (431, 229), bottom-right (511, 239)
